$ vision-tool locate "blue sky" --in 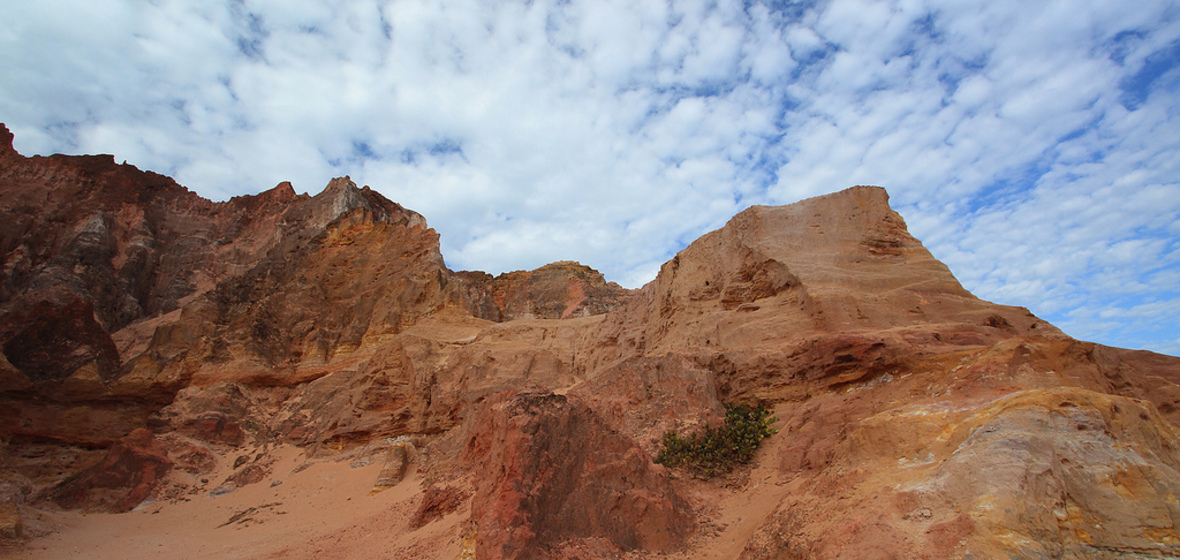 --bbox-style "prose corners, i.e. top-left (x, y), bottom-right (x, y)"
top-left (1, 0), bottom-right (1178, 355)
